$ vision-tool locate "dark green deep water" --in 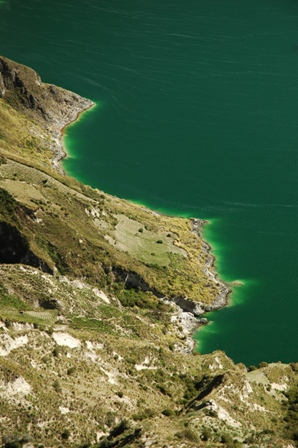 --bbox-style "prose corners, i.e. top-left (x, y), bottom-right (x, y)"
top-left (2, 0), bottom-right (298, 365)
